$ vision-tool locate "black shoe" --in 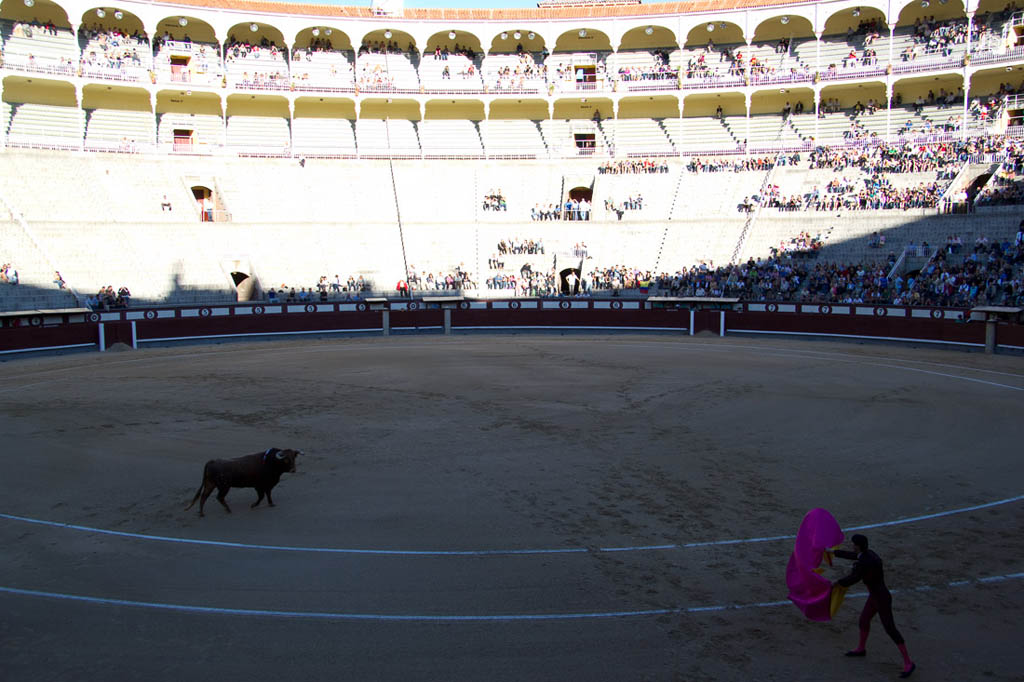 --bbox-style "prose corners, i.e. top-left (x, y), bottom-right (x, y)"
top-left (844, 650), bottom-right (866, 657)
top-left (899, 663), bottom-right (916, 678)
